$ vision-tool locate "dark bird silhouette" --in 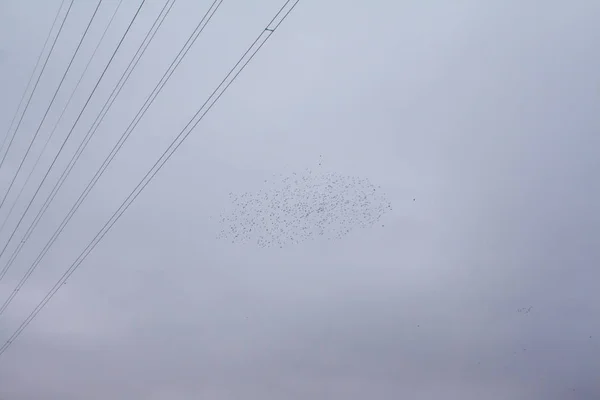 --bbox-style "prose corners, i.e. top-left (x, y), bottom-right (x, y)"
top-left (216, 165), bottom-right (391, 248)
